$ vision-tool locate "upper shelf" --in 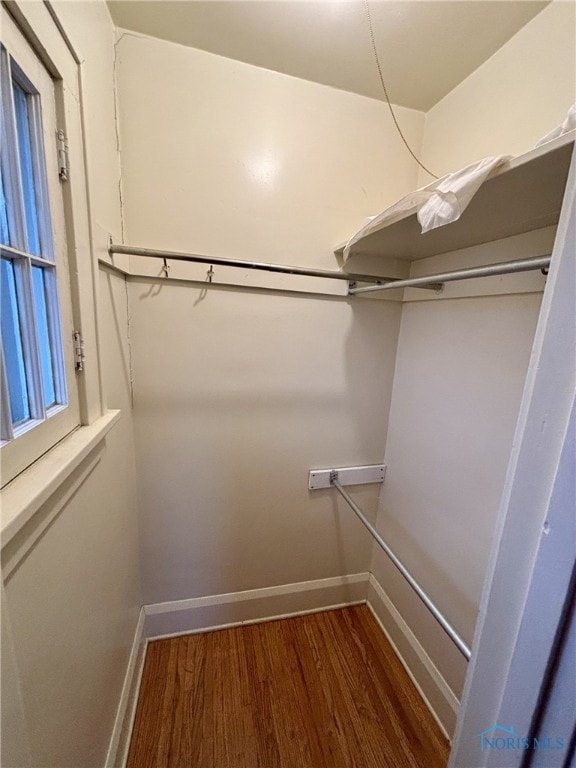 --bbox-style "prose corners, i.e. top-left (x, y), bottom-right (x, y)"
top-left (336, 131), bottom-right (575, 263)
